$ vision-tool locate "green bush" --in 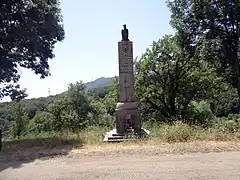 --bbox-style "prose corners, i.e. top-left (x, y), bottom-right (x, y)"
top-left (187, 101), bottom-right (215, 126)
top-left (10, 102), bottom-right (29, 139)
top-left (213, 116), bottom-right (240, 133)
top-left (27, 111), bottom-right (53, 133)
top-left (211, 88), bottom-right (239, 117)
top-left (145, 120), bottom-right (240, 142)
top-left (88, 100), bottom-right (115, 128)
top-left (146, 122), bottom-right (196, 142)
top-left (161, 123), bottom-right (195, 142)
